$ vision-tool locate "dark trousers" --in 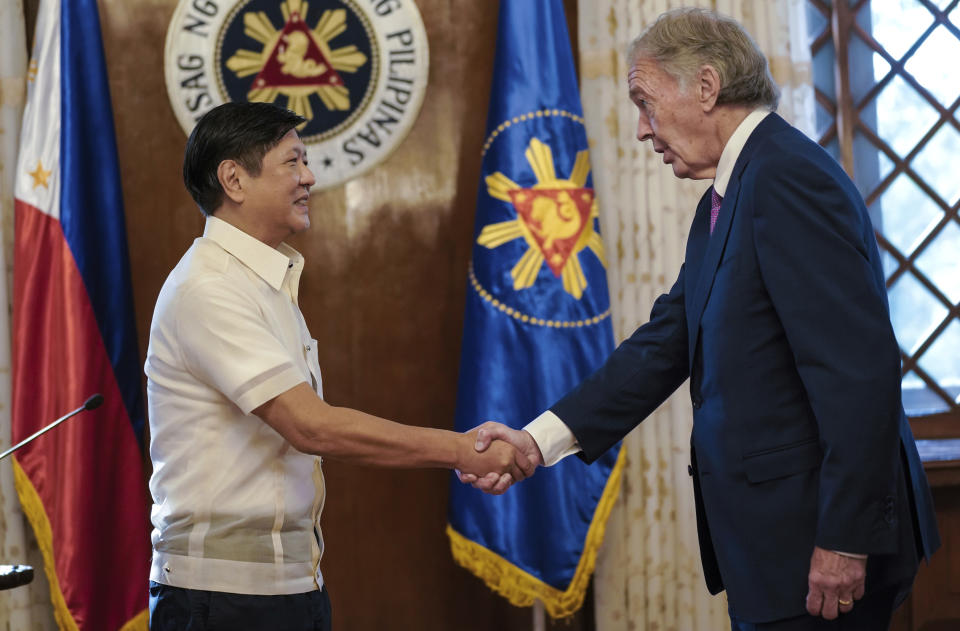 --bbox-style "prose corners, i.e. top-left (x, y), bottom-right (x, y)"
top-left (729, 584), bottom-right (907, 631)
top-left (149, 581), bottom-right (332, 631)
